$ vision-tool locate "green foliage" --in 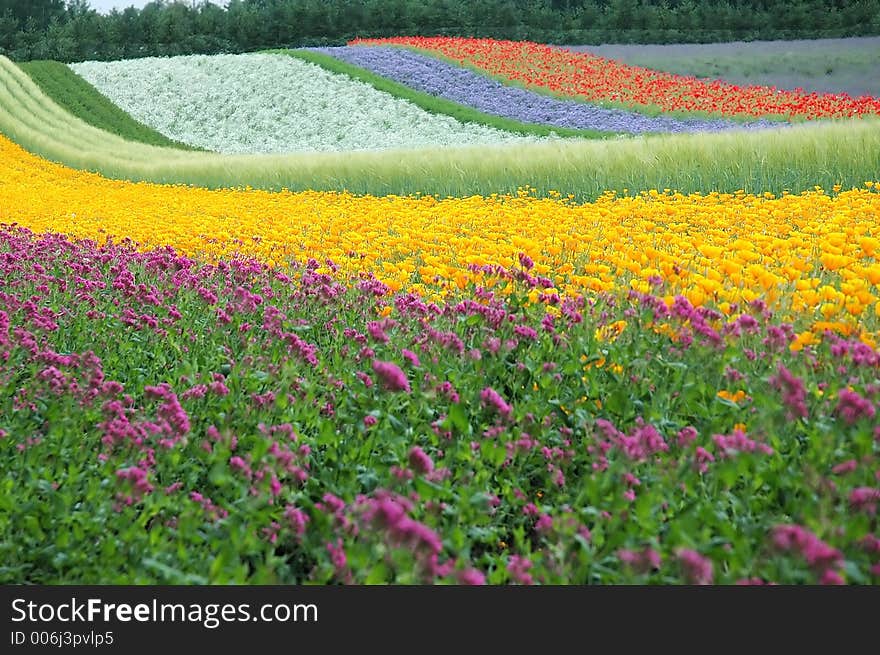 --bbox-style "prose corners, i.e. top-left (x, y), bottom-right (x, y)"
top-left (18, 60), bottom-right (202, 150)
top-left (0, 1), bottom-right (878, 63)
top-left (0, 0), bottom-right (66, 31)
